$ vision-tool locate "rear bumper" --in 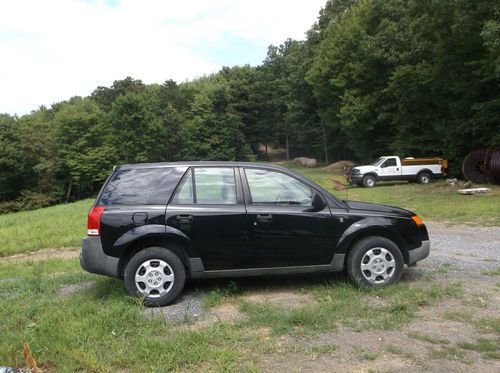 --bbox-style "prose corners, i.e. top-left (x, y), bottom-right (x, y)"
top-left (408, 240), bottom-right (430, 264)
top-left (80, 236), bottom-right (120, 278)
